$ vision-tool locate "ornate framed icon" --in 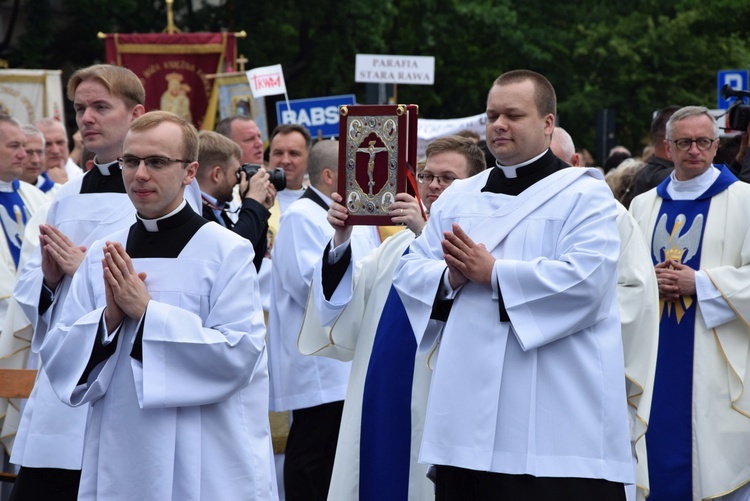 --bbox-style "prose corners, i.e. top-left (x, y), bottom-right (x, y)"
top-left (338, 104), bottom-right (418, 225)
